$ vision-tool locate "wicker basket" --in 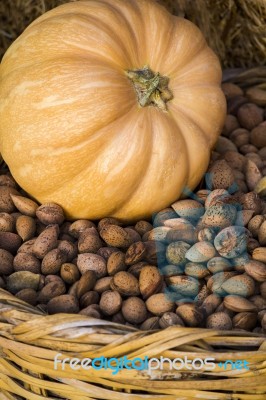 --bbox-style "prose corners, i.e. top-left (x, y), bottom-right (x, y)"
top-left (0, 1), bottom-right (266, 399)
